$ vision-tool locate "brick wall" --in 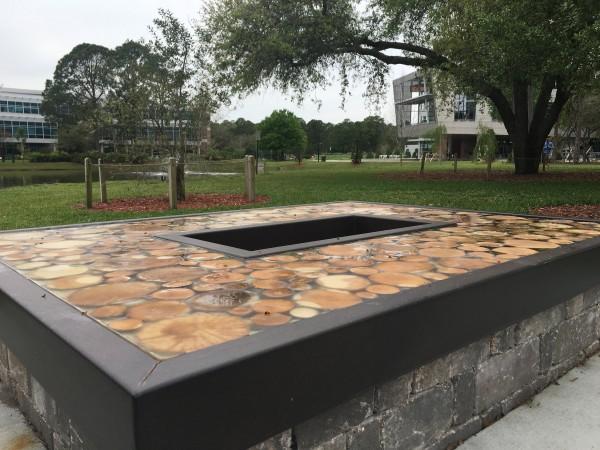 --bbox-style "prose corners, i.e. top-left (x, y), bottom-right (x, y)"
top-left (1, 284), bottom-right (599, 450)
